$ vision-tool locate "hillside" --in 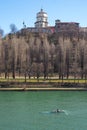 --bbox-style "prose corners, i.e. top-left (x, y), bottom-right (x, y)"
top-left (0, 27), bottom-right (87, 80)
